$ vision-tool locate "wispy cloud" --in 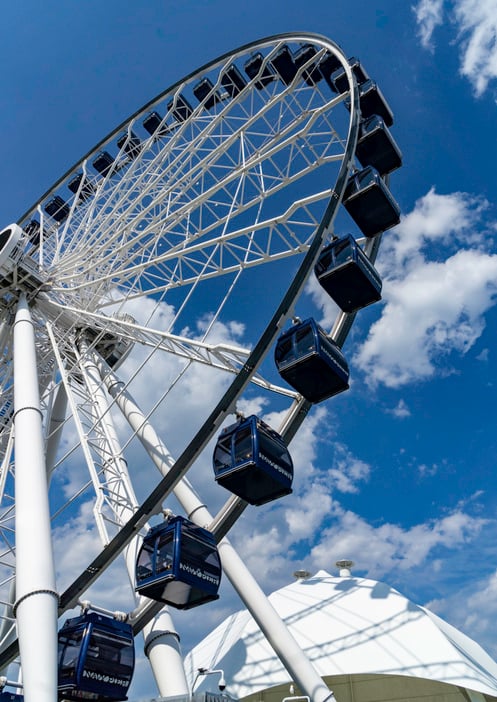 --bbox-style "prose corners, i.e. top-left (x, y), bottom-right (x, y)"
top-left (310, 505), bottom-right (488, 577)
top-left (413, 0), bottom-right (497, 95)
top-left (387, 399), bottom-right (411, 418)
top-left (327, 443), bottom-right (371, 494)
top-left (454, 0), bottom-right (497, 96)
top-left (426, 562), bottom-right (497, 658)
top-left (413, 0), bottom-right (444, 50)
